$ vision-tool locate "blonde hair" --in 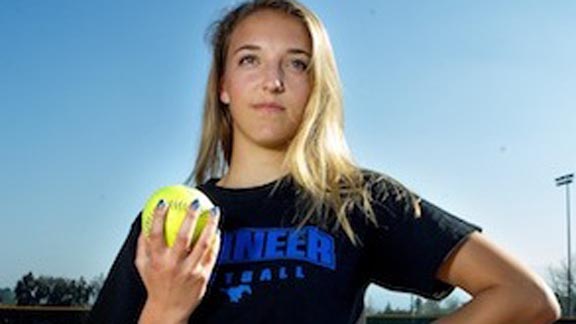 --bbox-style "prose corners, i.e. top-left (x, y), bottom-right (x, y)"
top-left (185, 0), bottom-right (420, 246)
